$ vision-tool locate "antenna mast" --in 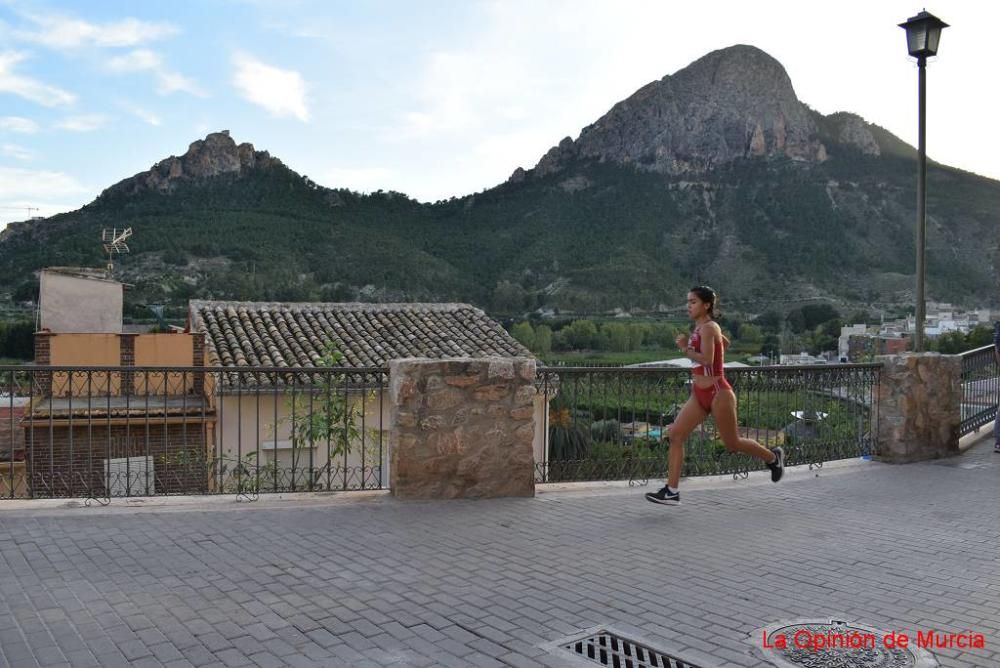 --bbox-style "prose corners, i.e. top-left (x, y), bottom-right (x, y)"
top-left (102, 227), bottom-right (133, 276)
